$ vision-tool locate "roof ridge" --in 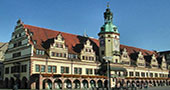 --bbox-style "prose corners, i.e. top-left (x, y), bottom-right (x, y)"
top-left (24, 24), bottom-right (79, 37)
top-left (121, 44), bottom-right (154, 53)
